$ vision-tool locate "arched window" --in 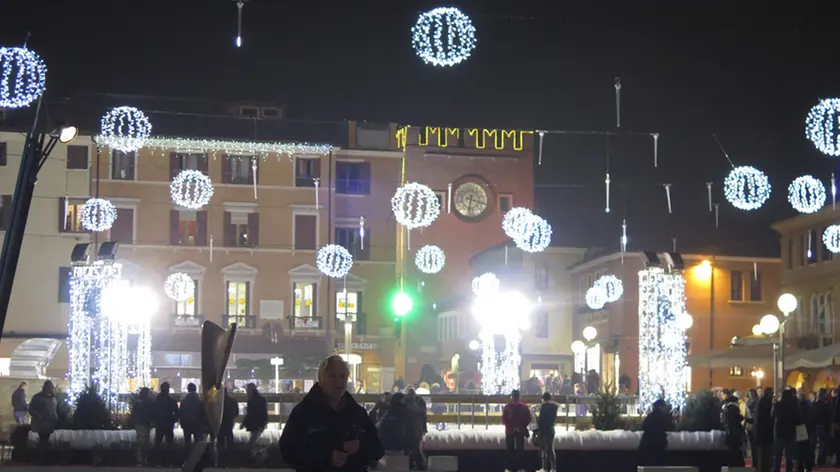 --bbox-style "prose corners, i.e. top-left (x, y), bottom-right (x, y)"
top-left (825, 292), bottom-right (835, 339)
top-left (797, 296), bottom-right (808, 335)
top-left (819, 294), bottom-right (827, 335)
top-left (811, 294), bottom-right (819, 335)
